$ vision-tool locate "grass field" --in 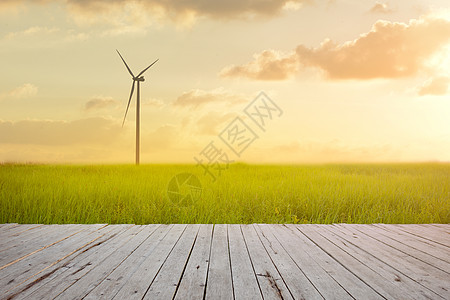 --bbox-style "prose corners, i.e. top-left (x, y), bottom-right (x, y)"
top-left (0, 163), bottom-right (449, 224)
